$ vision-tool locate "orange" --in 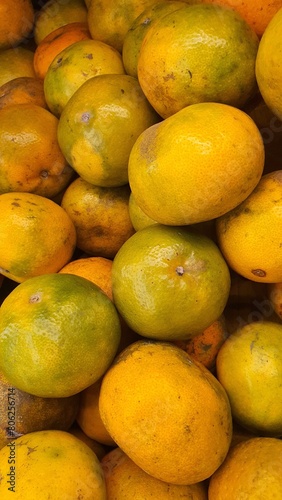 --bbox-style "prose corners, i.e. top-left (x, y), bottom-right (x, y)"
top-left (44, 39), bottom-right (125, 116)
top-left (0, 47), bottom-right (36, 87)
top-left (208, 437), bottom-right (282, 499)
top-left (0, 273), bottom-right (121, 397)
top-left (0, 192), bottom-right (76, 283)
top-left (128, 102), bottom-right (264, 226)
top-left (76, 379), bottom-right (117, 446)
top-left (57, 73), bottom-right (159, 187)
top-left (87, 0), bottom-right (159, 53)
top-left (33, 22), bottom-right (91, 80)
top-left (61, 178), bottom-right (135, 259)
top-left (137, 3), bottom-right (259, 119)
top-left (256, 7), bottom-right (282, 121)
top-left (173, 314), bottom-right (229, 371)
top-left (122, 0), bottom-right (189, 78)
top-left (0, 370), bottom-right (80, 449)
top-left (0, 430), bottom-right (107, 499)
top-left (111, 224), bottom-right (231, 340)
top-left (99, 340), bottom-right (232, 485)
top-left (268, 282), bottom-right (282, 320)
top-left (216, 320), bottom-right (282, 436)
top-left (128, 192), bottom-right (157, 231)
top-left (0, 0), bottom-right (34, 49)
top-left (59, 255), bottom-right (113, 300)
top-left (0, 77), bottom-right (47, 110)
top-left (33, 0), bottom-right (88, 45)
top-left (0, 103), bottom-right (74, 198)
top-left (201, 0), bottom-right (282, 37)
top-left (102, 447), bottom-right (208, 499)
top-left (69, 423), bottom-right (107, 460)
top-left (216, 170), bottom-right (282, 283)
